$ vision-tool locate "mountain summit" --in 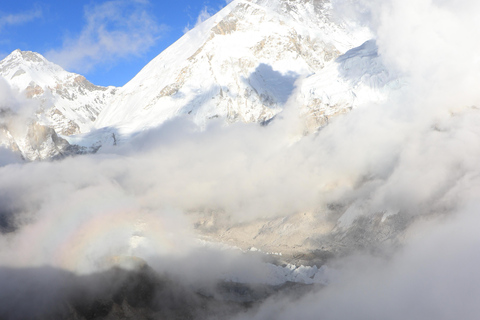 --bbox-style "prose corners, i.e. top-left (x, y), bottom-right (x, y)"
top-left (0, 50), bottom-right (116, 160)
top-left (0, 49), bottom-right (116, 136)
